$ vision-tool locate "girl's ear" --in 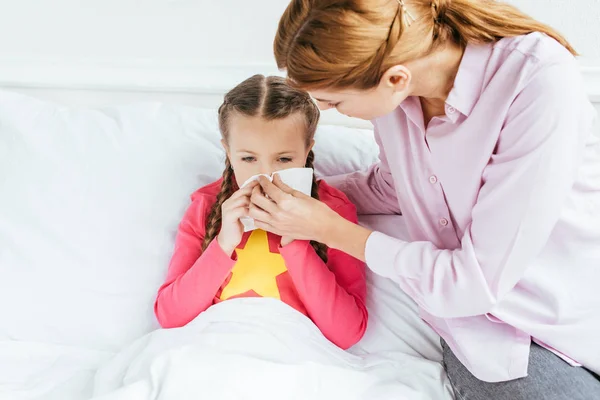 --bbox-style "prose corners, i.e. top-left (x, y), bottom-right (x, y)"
top-left (221, 139), bottom-right (231, 159)
top-left (307, 139), bottom-right (315, 155)
top-left (304, 139), bottom-right (316, 164)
